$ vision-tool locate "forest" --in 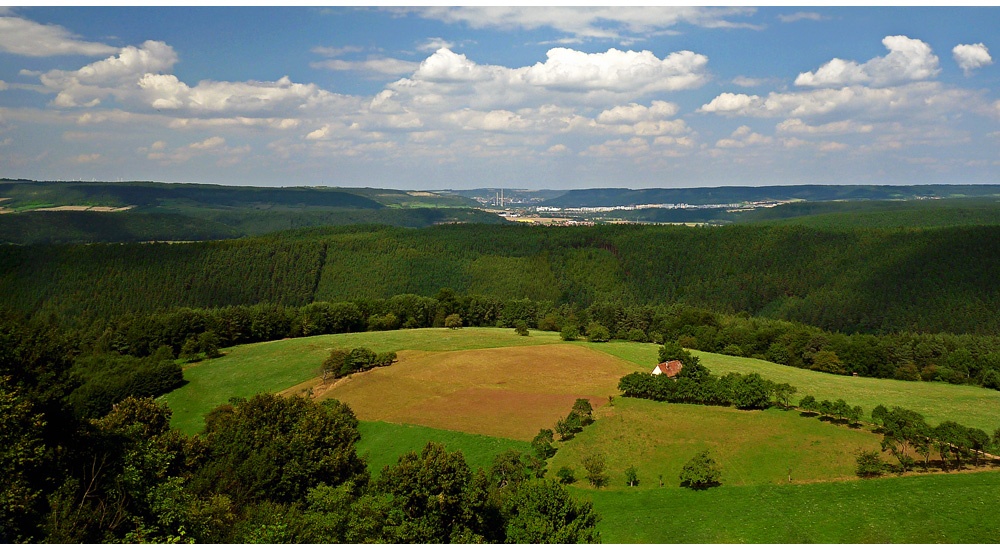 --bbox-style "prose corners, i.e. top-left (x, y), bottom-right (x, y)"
top-left (3, 223), bottom-right (1000, 335)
